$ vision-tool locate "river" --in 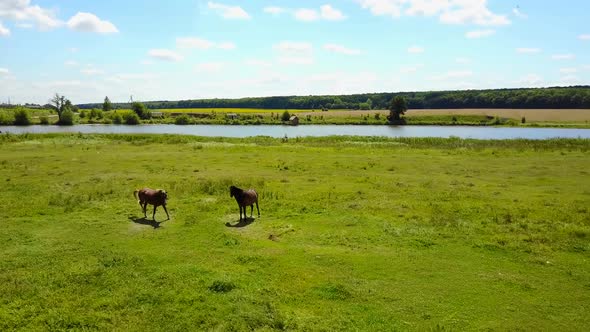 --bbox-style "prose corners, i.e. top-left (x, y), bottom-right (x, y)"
top-left (1, 124), bottom-right (589, 140)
